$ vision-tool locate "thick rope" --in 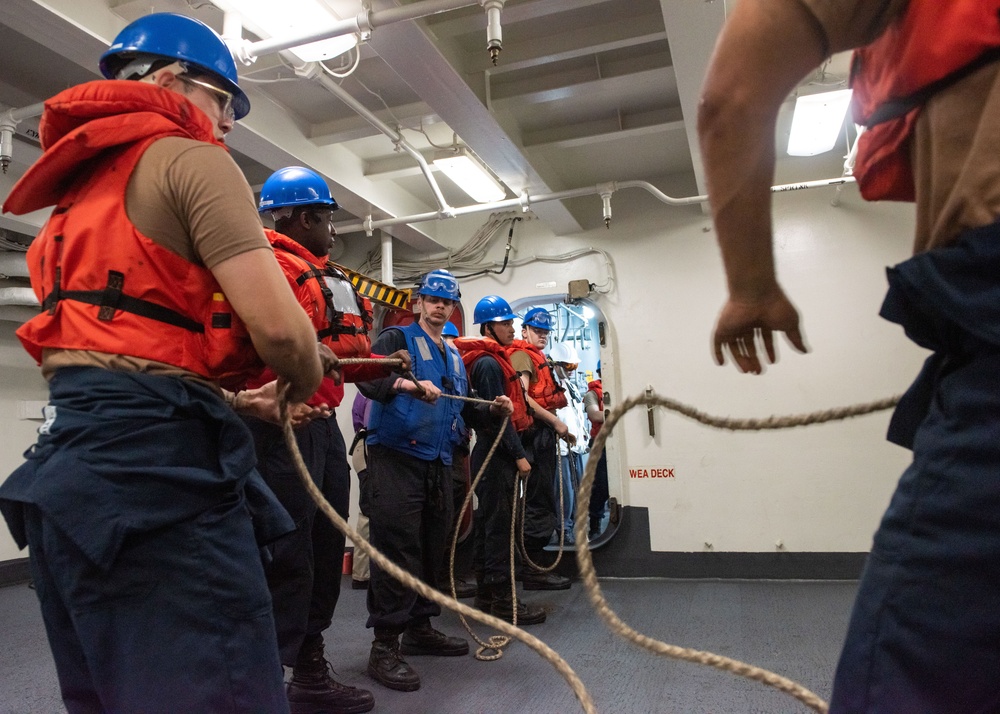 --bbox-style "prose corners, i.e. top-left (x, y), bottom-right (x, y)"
top-left (573, 390), bottom-right (901, 714)
top-left (277, 381), bottom-right (596, 711)
top-left (446, 417), bottom-right (519, 661)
